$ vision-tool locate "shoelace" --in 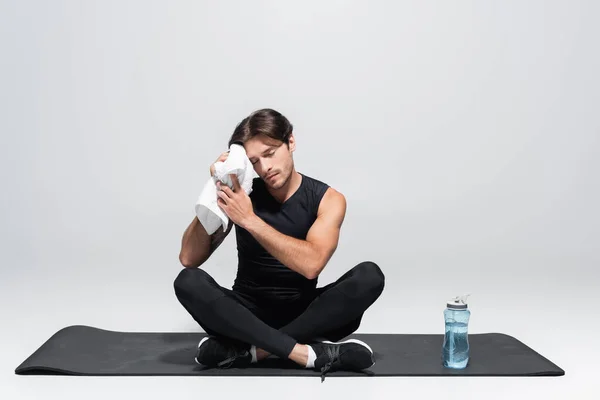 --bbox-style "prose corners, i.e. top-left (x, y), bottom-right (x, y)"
top-left (216, 348), bottom-right (250, 369)
top-left (320, 345), bottom-right (341, 382)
